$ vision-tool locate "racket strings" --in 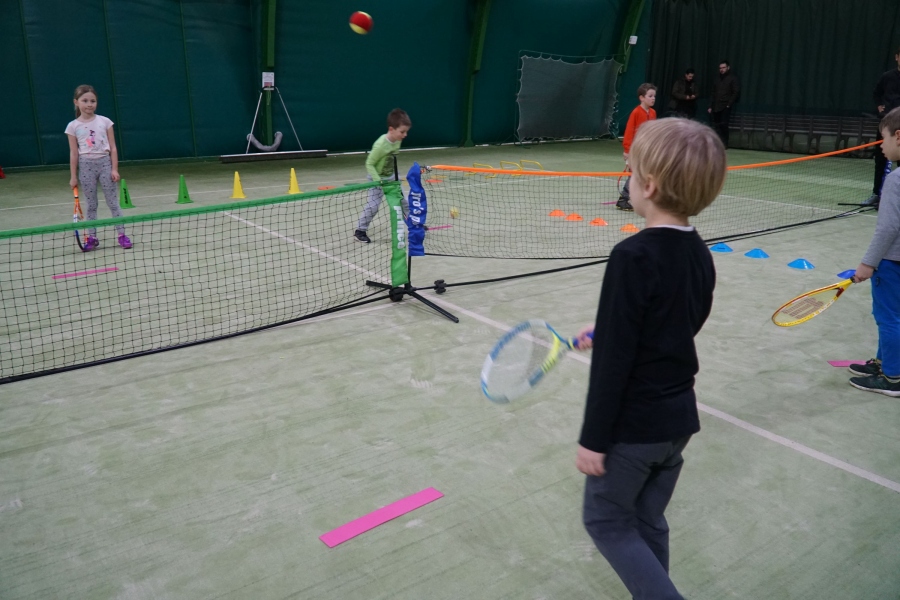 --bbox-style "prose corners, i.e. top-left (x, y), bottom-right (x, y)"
top-left (774, 289), bottom-right (839, 323)
top-left (780, 294), bottom-right (828, 318)
top-left (487, 326), bottom-right (558, 396)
